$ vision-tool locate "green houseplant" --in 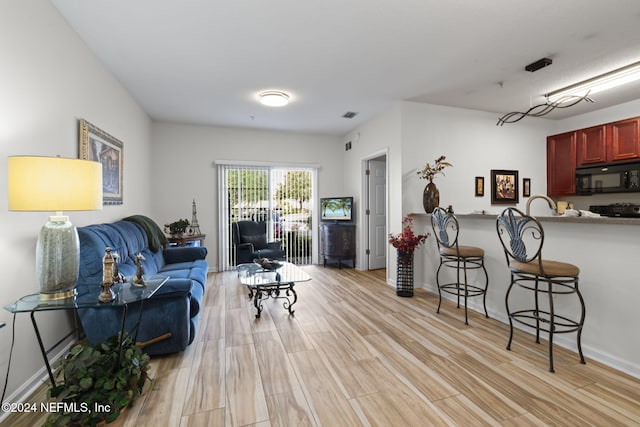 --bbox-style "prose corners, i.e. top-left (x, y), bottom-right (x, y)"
top-left (165, 218), bottom-right (190, 236)
top-left (45, 335), bottom-right (150, 427)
